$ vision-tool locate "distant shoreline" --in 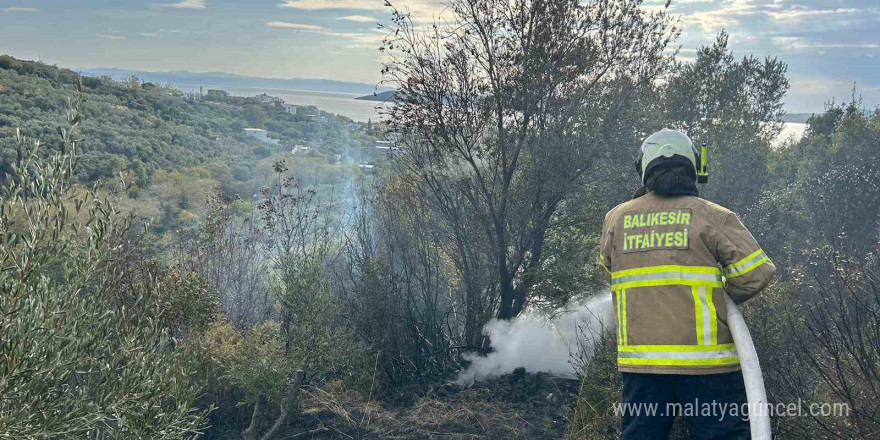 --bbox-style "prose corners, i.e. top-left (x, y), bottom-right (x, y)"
top-left (208, 87), bottom-right (387, 122)
top-left (169, 83), bottom-right (365, 99)
top-left (76, 67), bottom-right (392, 97)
